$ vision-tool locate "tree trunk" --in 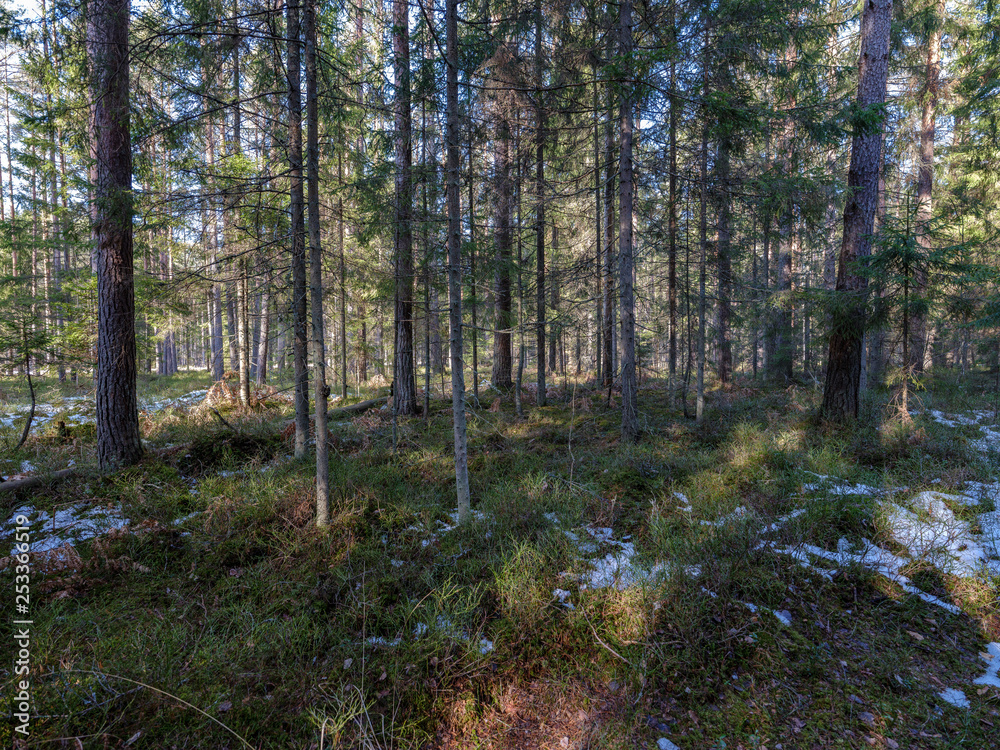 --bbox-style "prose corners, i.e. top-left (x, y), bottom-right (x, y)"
top-left (90, 0), bottom-right (142, 470)
top-left (601, 87), bottom-right (616, 389)
top-left (619, 0), bottom-right (638, 441)
top-left (492, 115), bottom-right (513, 389)
top-left (393, 0), bottom-right (417, 415)
top-left (305, 0), bottom-right (329, 525)
top-left (667, 7), bottom-right (678, 402)
top-left (534, 0), bottom-right (546, 407)
top-left (696, 96), bottom-right (708, 423)
top-left (912, 0), bottom-right (943, 374)
top-left (446, 0), bottom-right (471, 523)
top-left (288, 0), bottom-right (309, 457)
top-left (821, 0), bottom-right (893, 420)
top-left (715, 140), bottom-right (732, 385)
